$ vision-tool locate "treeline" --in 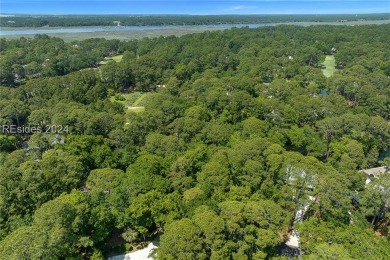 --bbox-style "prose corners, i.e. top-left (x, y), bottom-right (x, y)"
top-left (1, 13), bottom-right (389, 27)
top-left (0, 24), bottom-right (389, 259)
top-left (0, 35), bottom-right (124, 85)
